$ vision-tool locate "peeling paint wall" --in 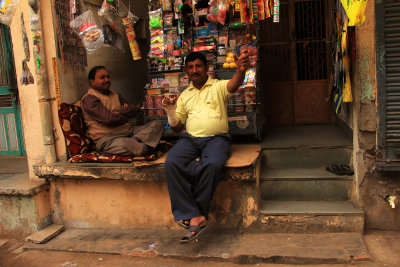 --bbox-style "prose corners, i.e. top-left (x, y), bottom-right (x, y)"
top-left (350, 0), bottom-right (400, 230)
top-left (0, 189), bottom-right (51, 236)
top-left (49, 179), bottom-right (258, 230)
